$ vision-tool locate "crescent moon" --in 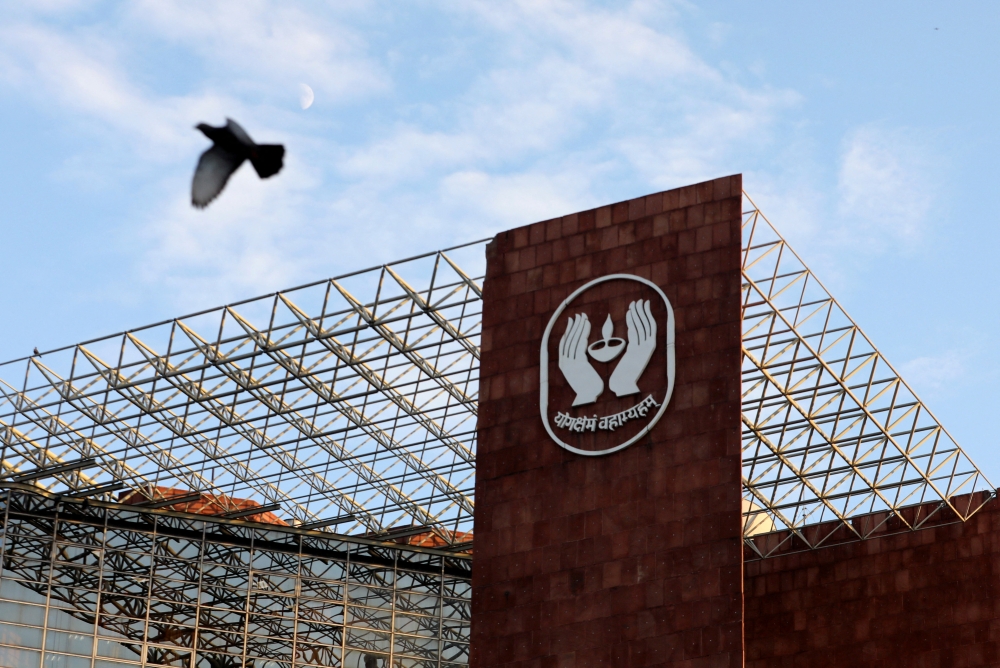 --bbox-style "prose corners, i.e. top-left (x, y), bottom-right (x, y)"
top-left (299, 83), bottom-right (314, 110)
